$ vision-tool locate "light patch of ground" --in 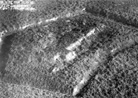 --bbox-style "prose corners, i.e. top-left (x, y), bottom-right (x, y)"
top-left (65, 51), bottom-right (77, 62)
top-left (0, 0), bottom-right (36, 11)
